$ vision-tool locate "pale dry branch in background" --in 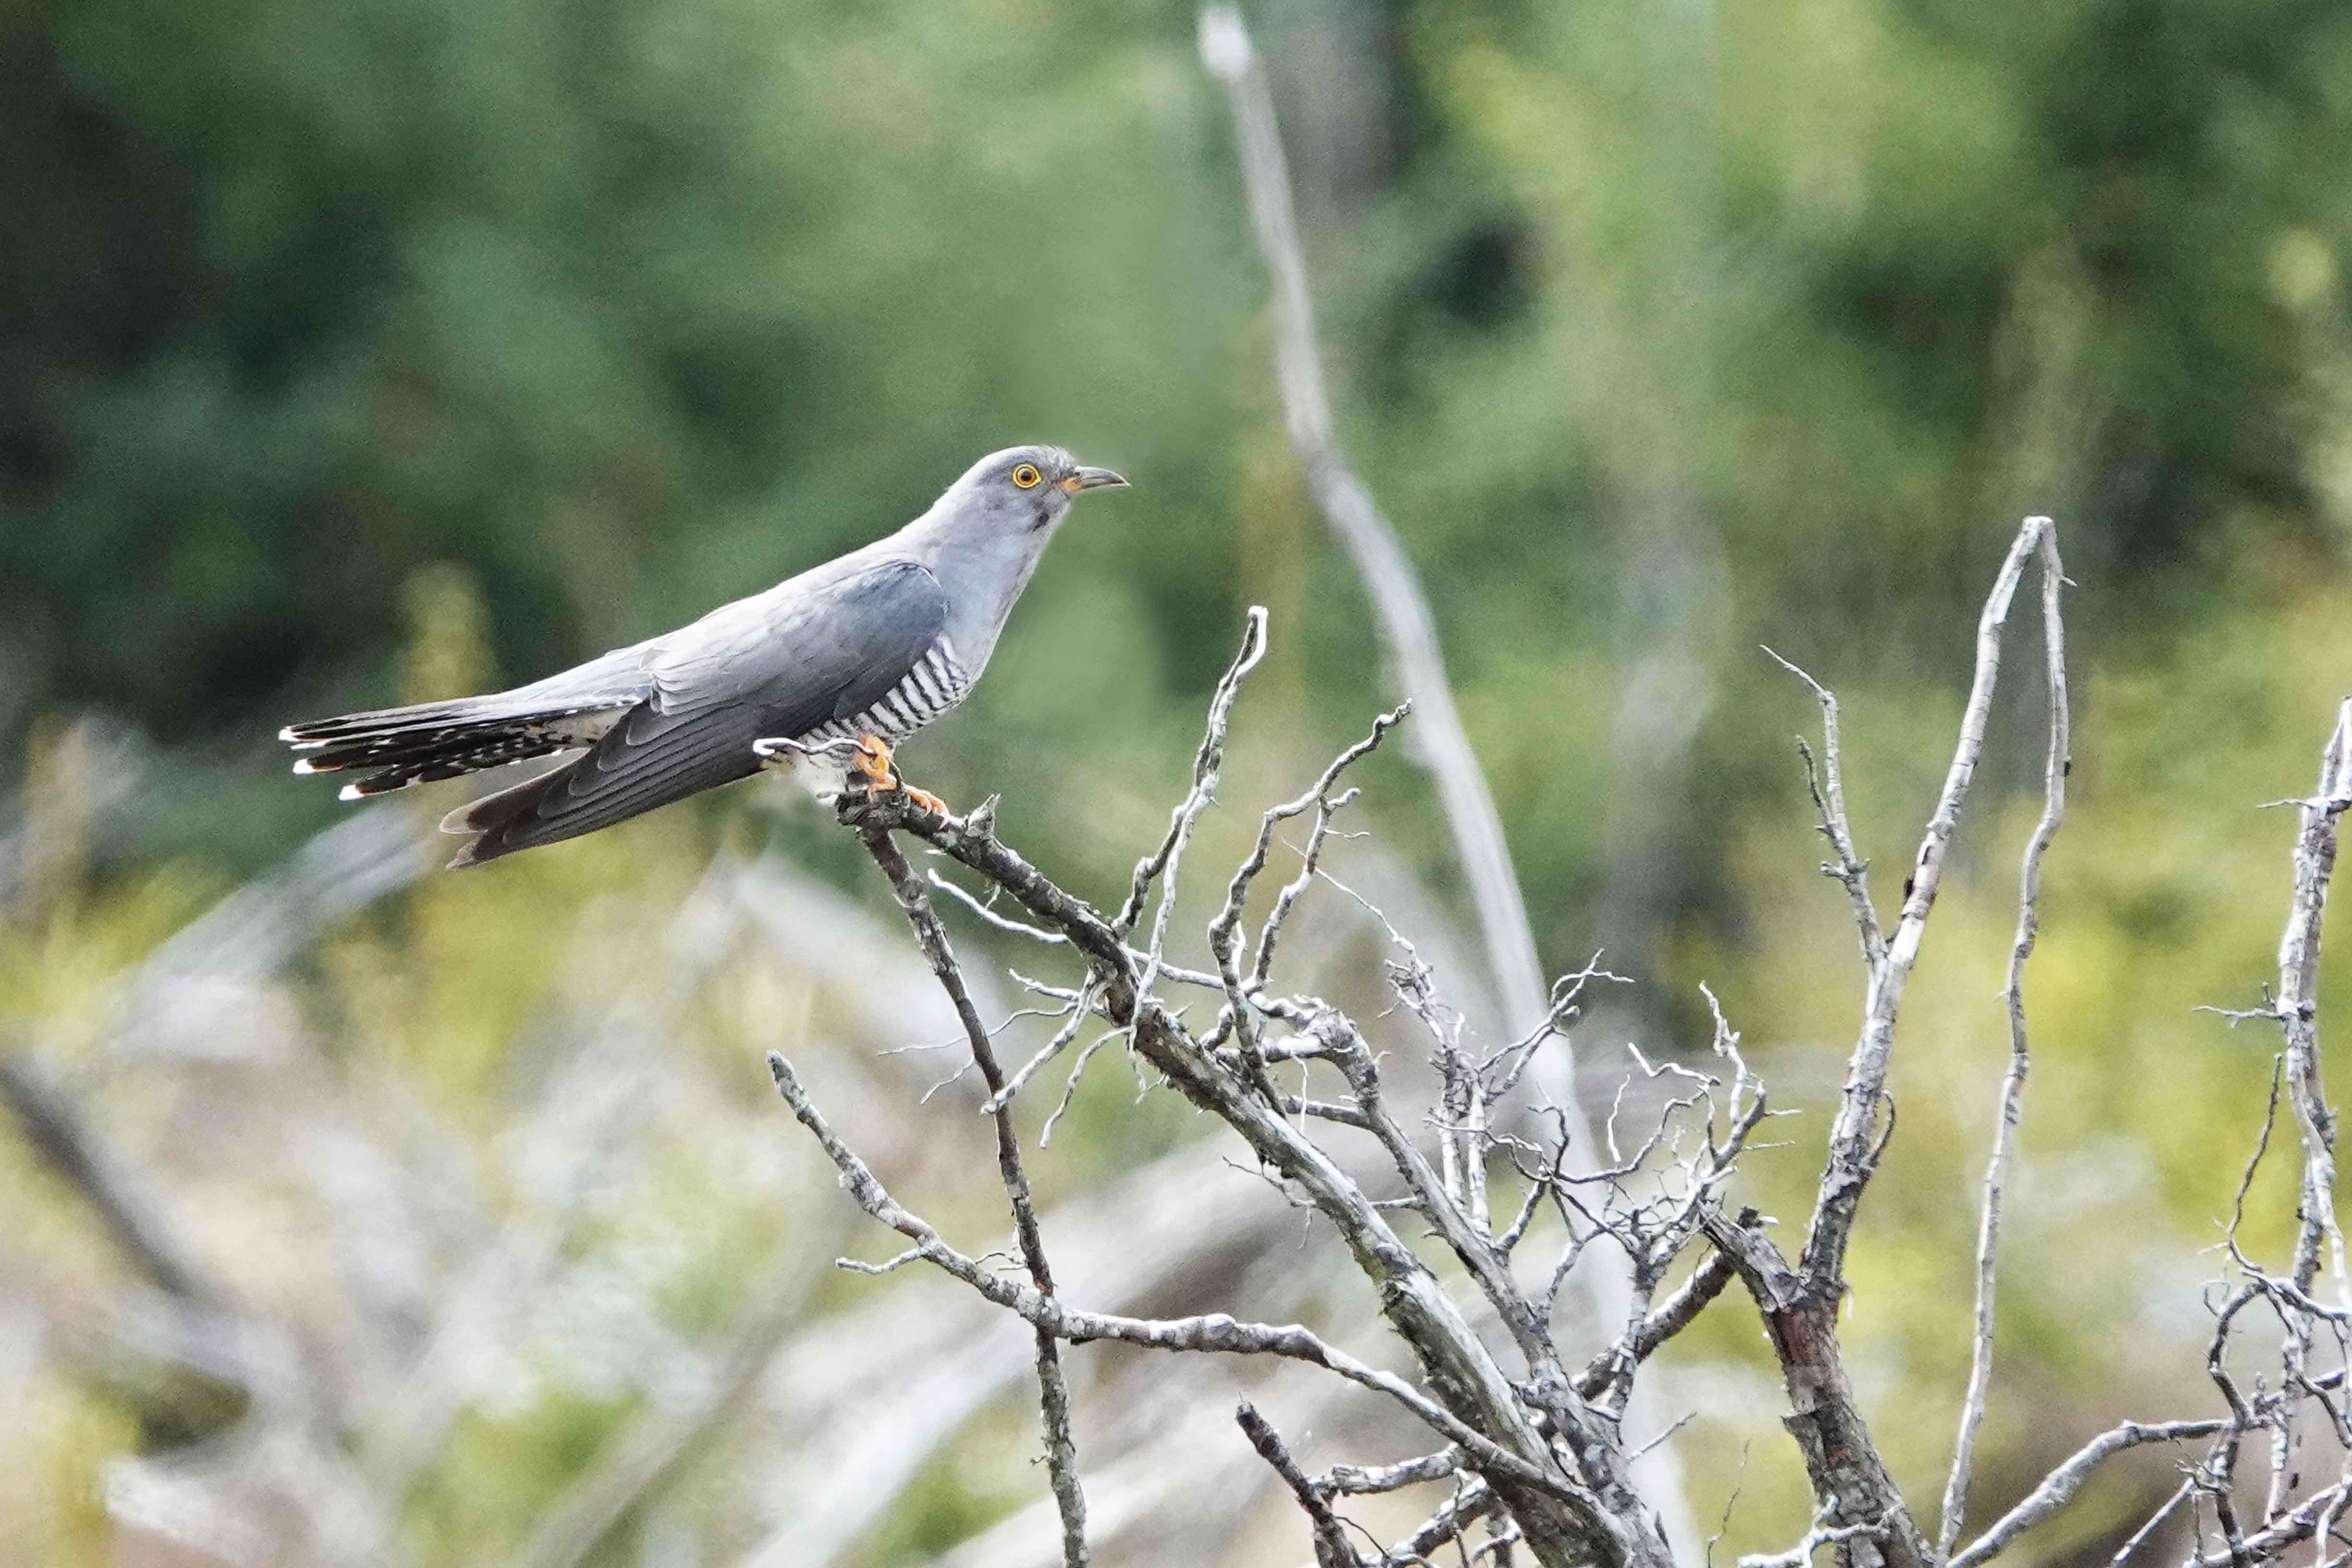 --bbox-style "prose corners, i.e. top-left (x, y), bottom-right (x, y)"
top-left (0, 1051), bottom-right (225, 1310)
top-left (503, 1250), bottom-right (831, 1568)
top-left (1194, 2), bottom-right (1545, 1048)
top-left (1197, 5), bottom-right (1703, 1547)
